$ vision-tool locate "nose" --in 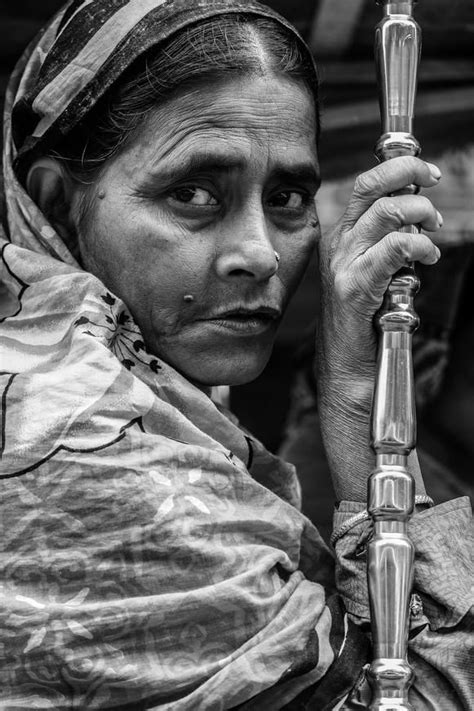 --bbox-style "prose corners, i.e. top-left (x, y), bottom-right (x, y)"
top-left (215, 206), bottom-right (278, 282)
